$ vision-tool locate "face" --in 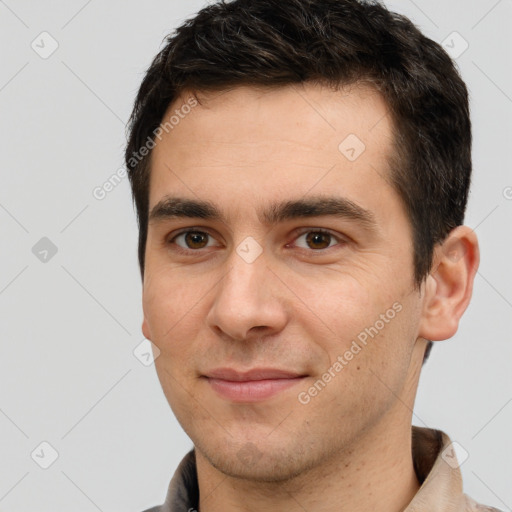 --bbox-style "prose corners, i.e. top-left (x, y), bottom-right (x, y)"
top-left (142, 83), bottom-right (427, 481)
